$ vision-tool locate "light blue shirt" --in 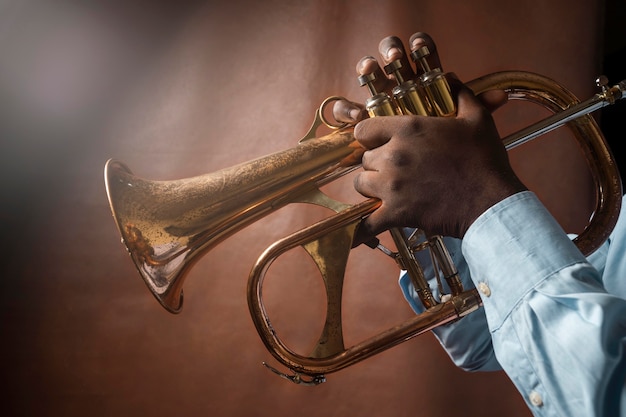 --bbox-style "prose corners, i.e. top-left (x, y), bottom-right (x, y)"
top-left (399, 191), bottom-right (626, 416)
